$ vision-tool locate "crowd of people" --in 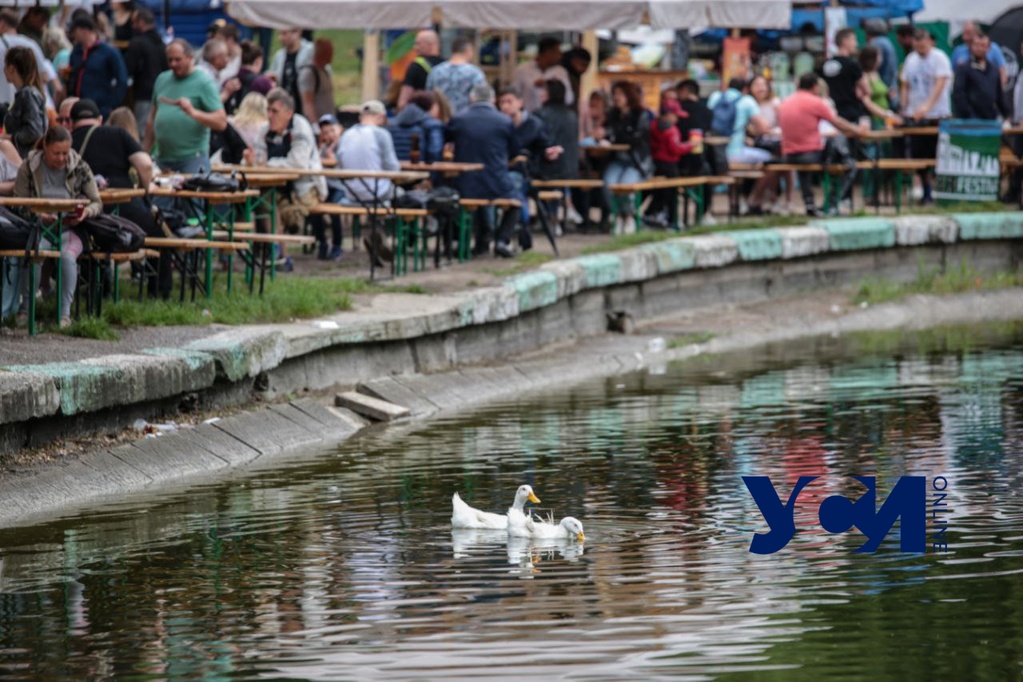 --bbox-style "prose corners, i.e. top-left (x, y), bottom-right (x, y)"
top-left (1, 6), bottom-right (1019, 328)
